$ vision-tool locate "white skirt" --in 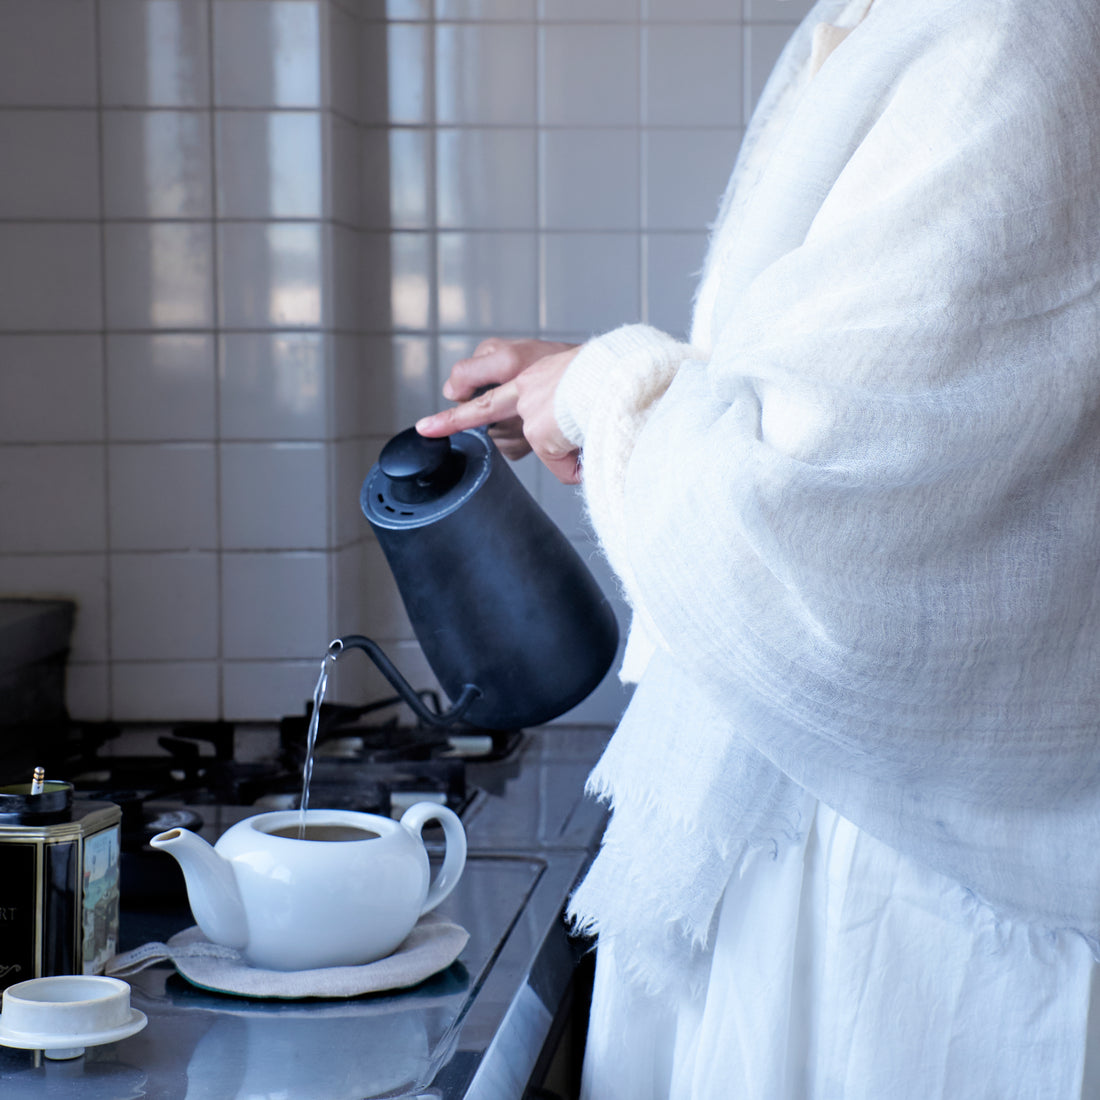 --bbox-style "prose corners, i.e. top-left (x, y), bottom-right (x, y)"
top-left (581, 802), bottom-right (1100, 1100)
